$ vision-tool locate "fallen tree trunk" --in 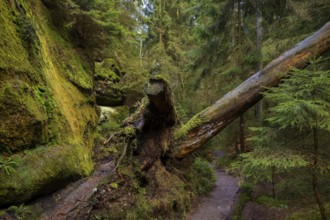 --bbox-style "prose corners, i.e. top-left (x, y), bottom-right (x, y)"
top-left (27, 22), bottom-right (330, 219)
top-left (173, 21), bottom-right (330, 159)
